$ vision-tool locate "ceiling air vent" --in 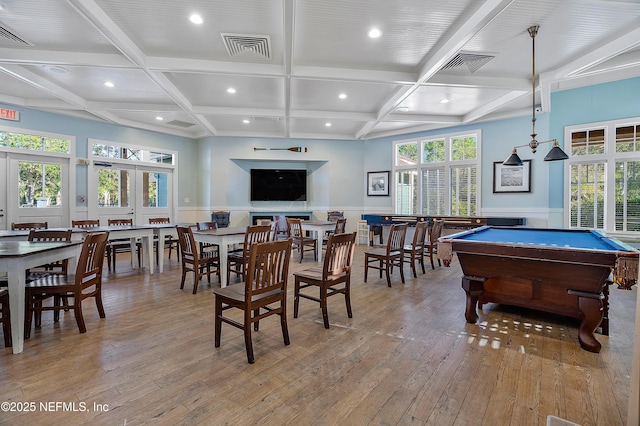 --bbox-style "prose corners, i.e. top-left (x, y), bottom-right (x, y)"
top-left (441, 52), bottom-right (494, 73)
top-left (166, 119), bottom-right (195, 128)
top-left (0, 21), bottom-right (33, 46)
top-left (221, 33), bottom-right (271, 60)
